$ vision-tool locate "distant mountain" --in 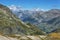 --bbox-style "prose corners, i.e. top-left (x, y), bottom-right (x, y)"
top-left (9, 5), bottom-right (44, 24)
top-left (0, 4), bottom-right (45, 35)
top-left (9, 6), bottom-right (60, 33)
